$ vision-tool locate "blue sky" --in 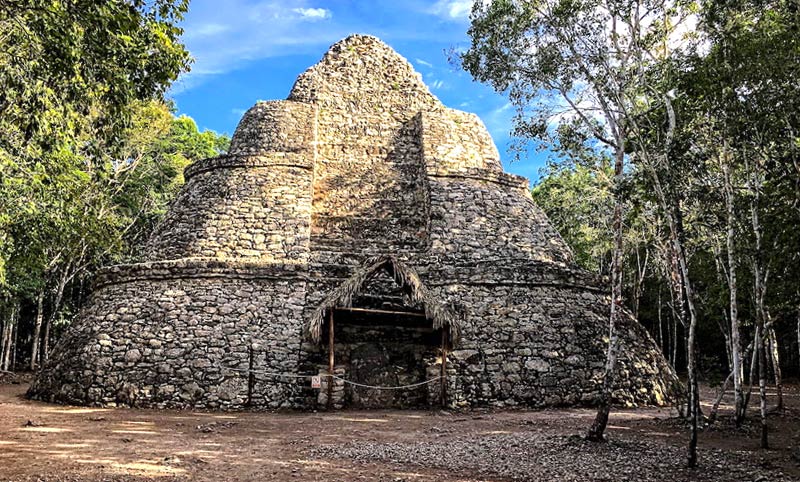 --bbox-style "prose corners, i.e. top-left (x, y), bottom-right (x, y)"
top-left (170, 0), bottom-right (551, 182)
